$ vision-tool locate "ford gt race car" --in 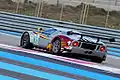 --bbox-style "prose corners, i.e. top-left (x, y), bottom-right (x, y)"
top-left (20, 27), bottom-right (115, 63)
